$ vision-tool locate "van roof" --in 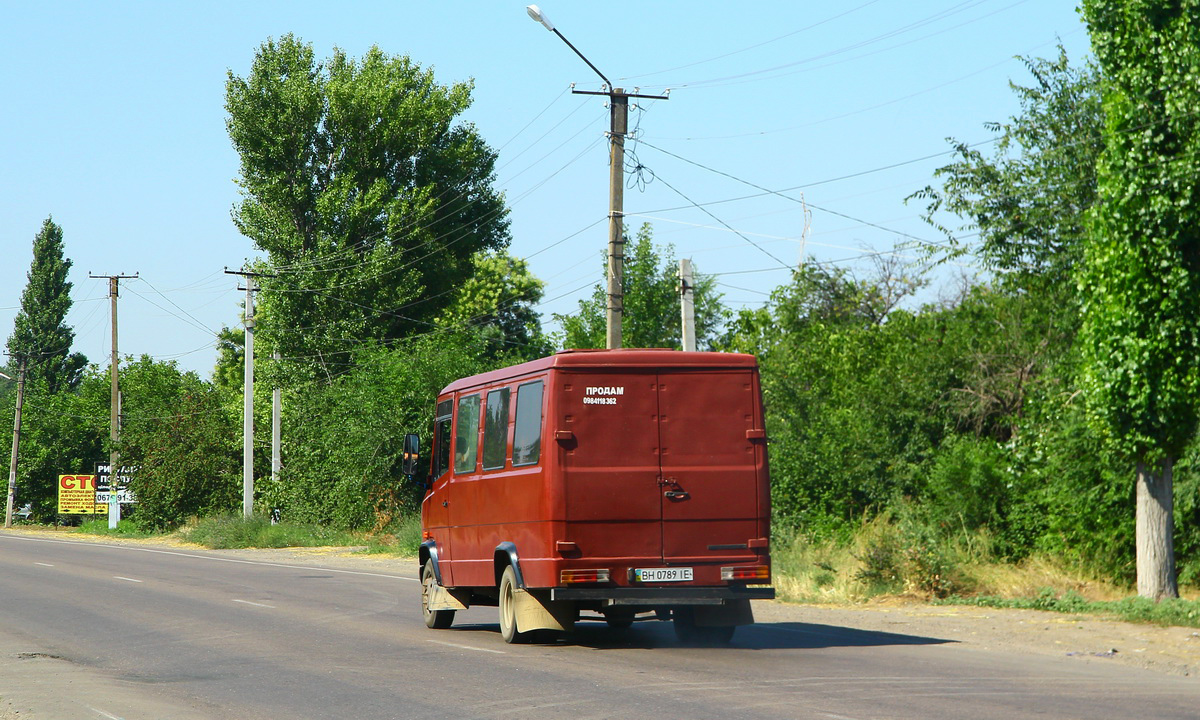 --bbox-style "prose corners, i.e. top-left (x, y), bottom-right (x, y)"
top-left (439, 349), bottom-right (758, 395)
